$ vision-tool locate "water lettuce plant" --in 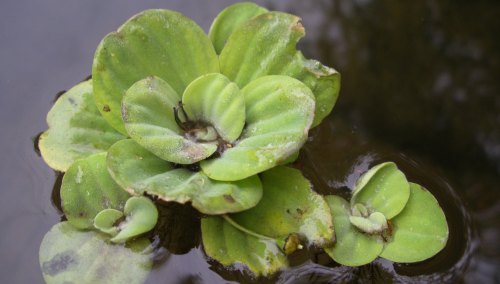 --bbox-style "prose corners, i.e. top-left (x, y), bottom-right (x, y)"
top-left (324, 162), bottom-right (449, 266)
top-left (37, 2), bottom-right (448, 283)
